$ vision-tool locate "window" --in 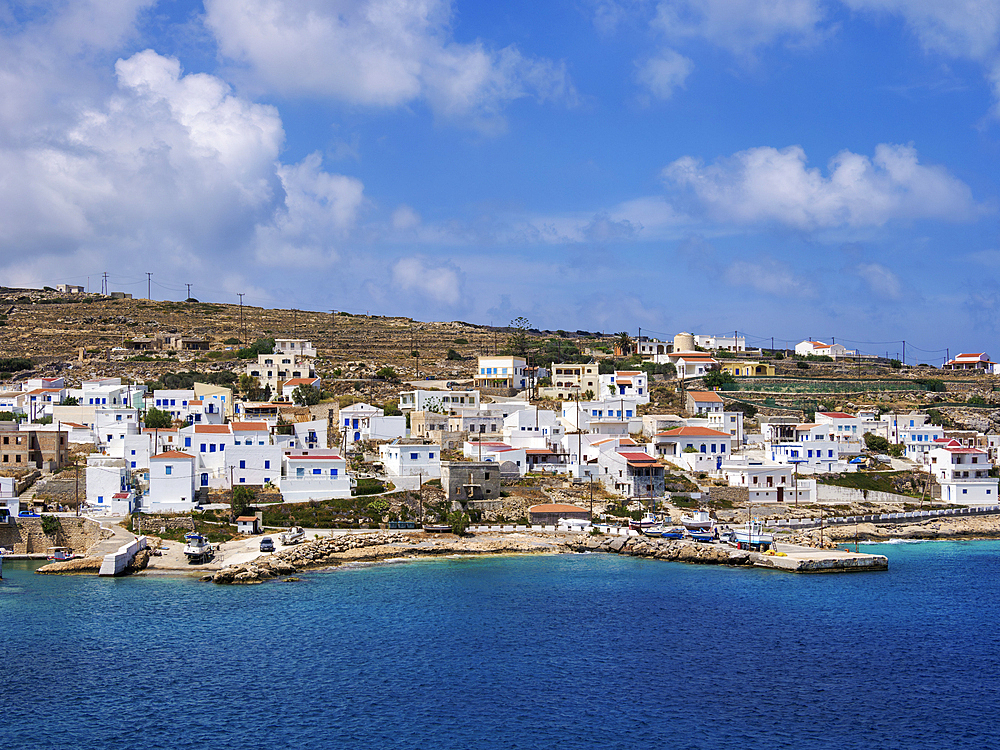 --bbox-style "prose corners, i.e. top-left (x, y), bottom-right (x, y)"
top-left (313, 468), bottom-right (321, 475)
top-left (239, 460), bottom-right (246, 469)
top-left (264, 460), bottom-right (270, 469)
top-left (330, 469), bottom-right (338, 476)
top-left (200, 443), bottom-right (207, 452)
top-left (410, 452), bottom-right (418, 460)
top-left (131, 461), bottom-right (136, 468)
top-left (185, 438), bottom-right (191, 447)
top-left (209, 444), bottom-right (216, 453)
top-left (98, 496), bottom-right (104, 503)
top-left (165, 466), bottom-right (172, 475)
top-left (296, 467), bottom-right (304, 478)
top-left (131, 449), bottom-right (136, 455)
